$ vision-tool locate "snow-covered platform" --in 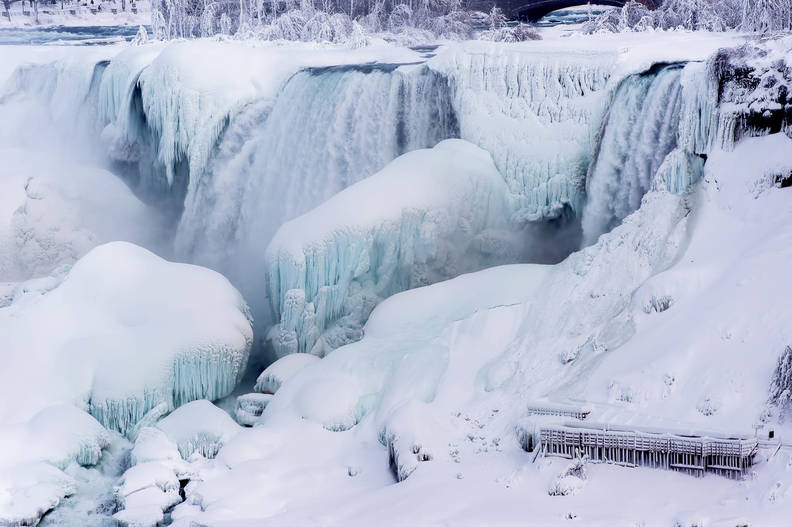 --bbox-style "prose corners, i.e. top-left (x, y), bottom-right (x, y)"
top-left (522, 420), bottom-right (758, 479)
